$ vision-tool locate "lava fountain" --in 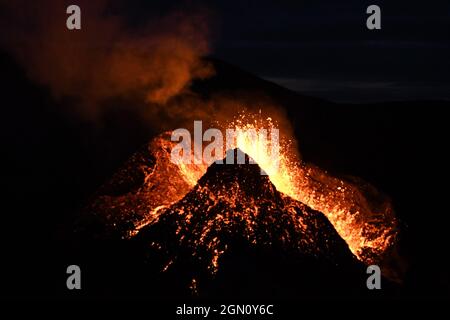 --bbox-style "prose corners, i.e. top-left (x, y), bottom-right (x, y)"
top-left (167, 112), bottom-right (398, 265)
top-left (90, 111), bottom-right (398, 275)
